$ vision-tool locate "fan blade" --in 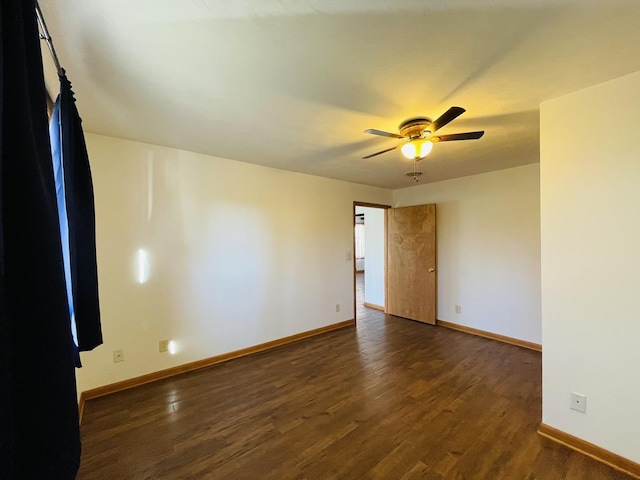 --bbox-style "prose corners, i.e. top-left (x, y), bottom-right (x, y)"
top-left (364, 128), bottom-right (405, 139)
top-left (433, 131), bottom-right (484, 142)
top-left (430, 106), bottom-right (466, 133)
top-left (362, 145), bottom-right (399, 159)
